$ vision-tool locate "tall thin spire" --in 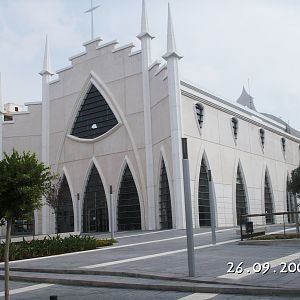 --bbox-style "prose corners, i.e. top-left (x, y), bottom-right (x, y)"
top-left (162, 3), bottom-right (185, 229)
top-left (137, 0), bottom-right (155, 230)
top-left (137, 0), bottom-right (154, 41)
top-left (39, 36), bottom-right (53, 76)
top-left (163, 3), bottom-right (182, 60)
